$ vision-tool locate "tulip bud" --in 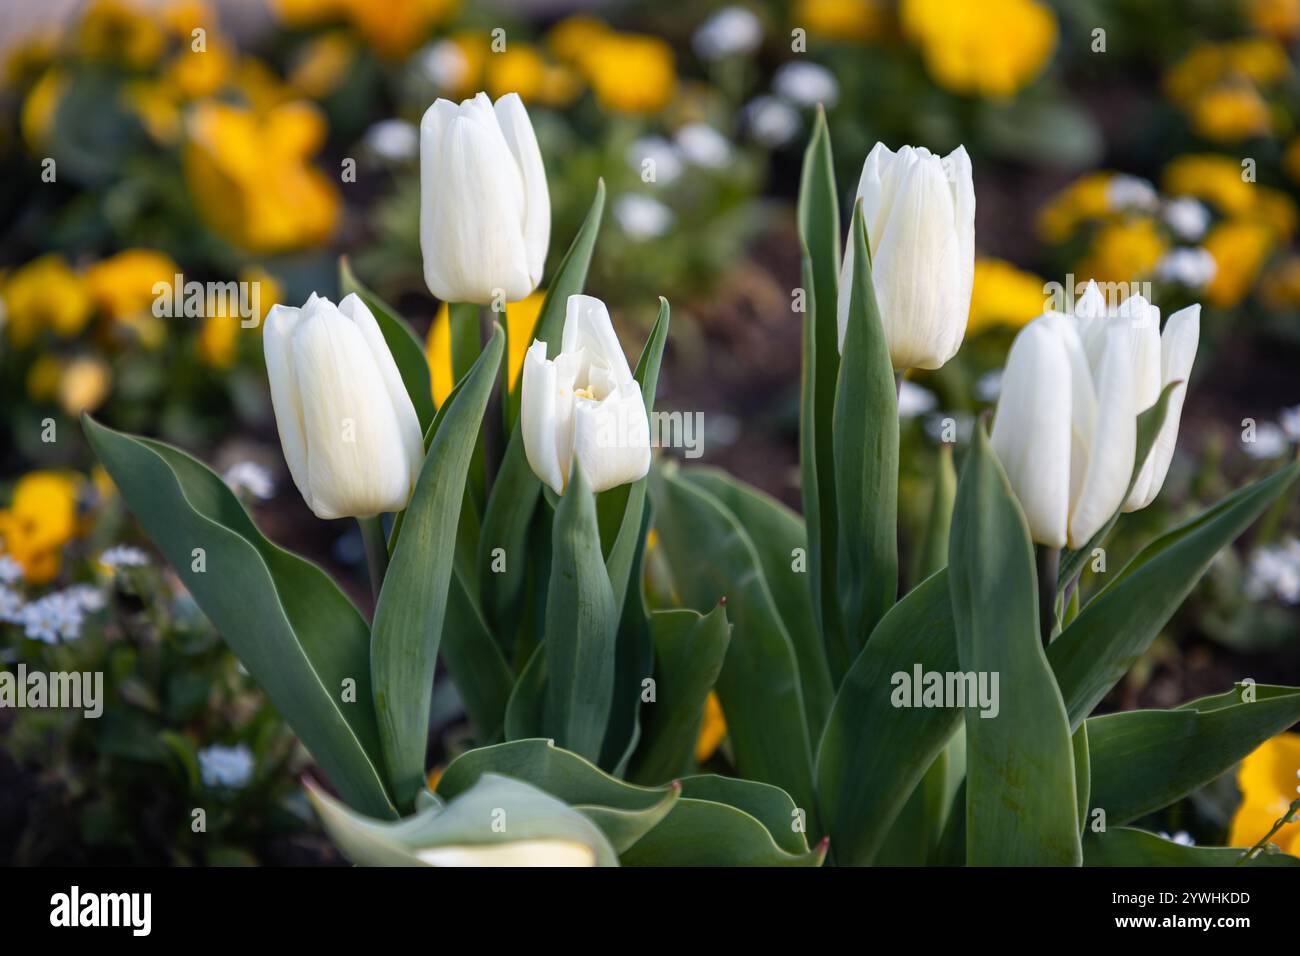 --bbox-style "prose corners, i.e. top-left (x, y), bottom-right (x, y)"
top-left (990, 282), bottom-right (1200, 549)
top-left (263, 293), bottom-right (424, 519)
top-left (521, 295), bottom-right (651, 495)
top-left (838, 143), bottom-right (975, 370)
top-left (420, 92), bottom-right (550, 305)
